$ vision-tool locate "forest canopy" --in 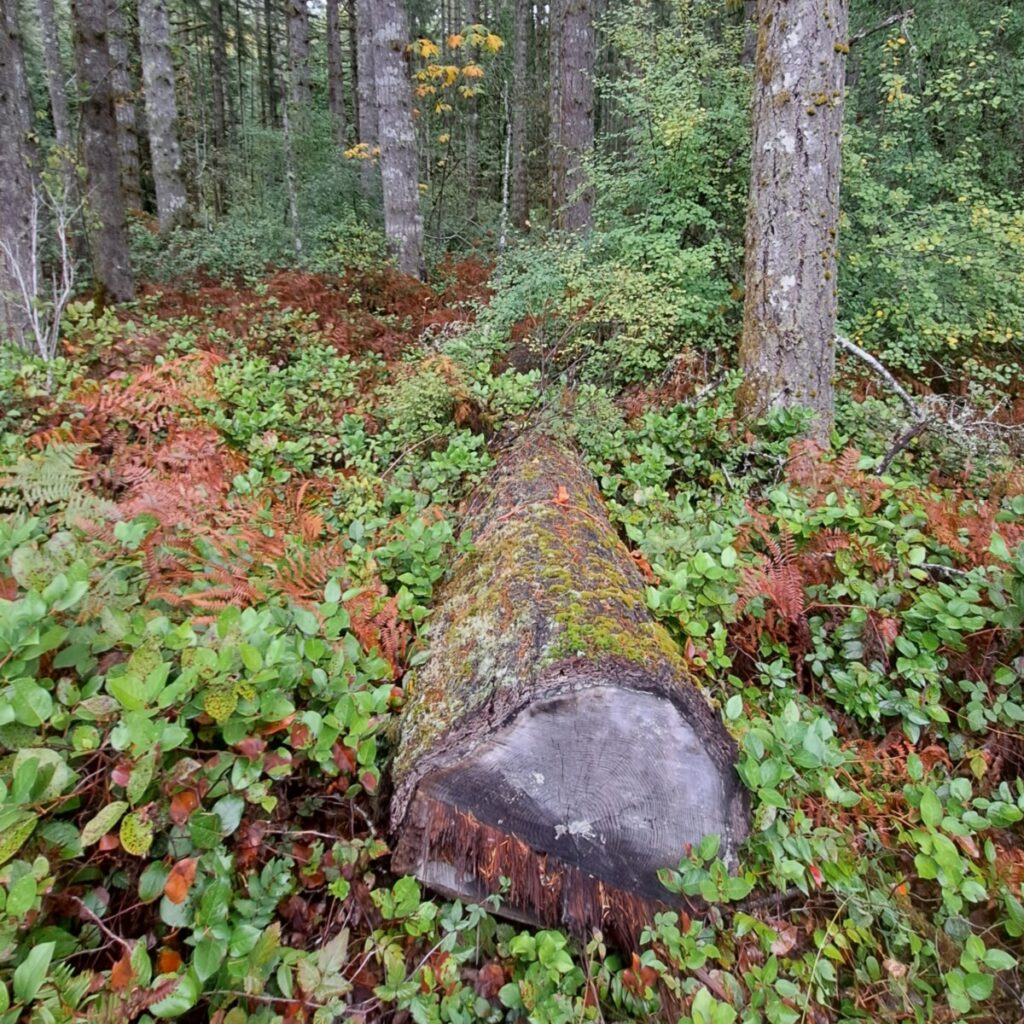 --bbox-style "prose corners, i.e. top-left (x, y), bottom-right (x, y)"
top-left (1, 0), bottom-right (1024, 1022)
